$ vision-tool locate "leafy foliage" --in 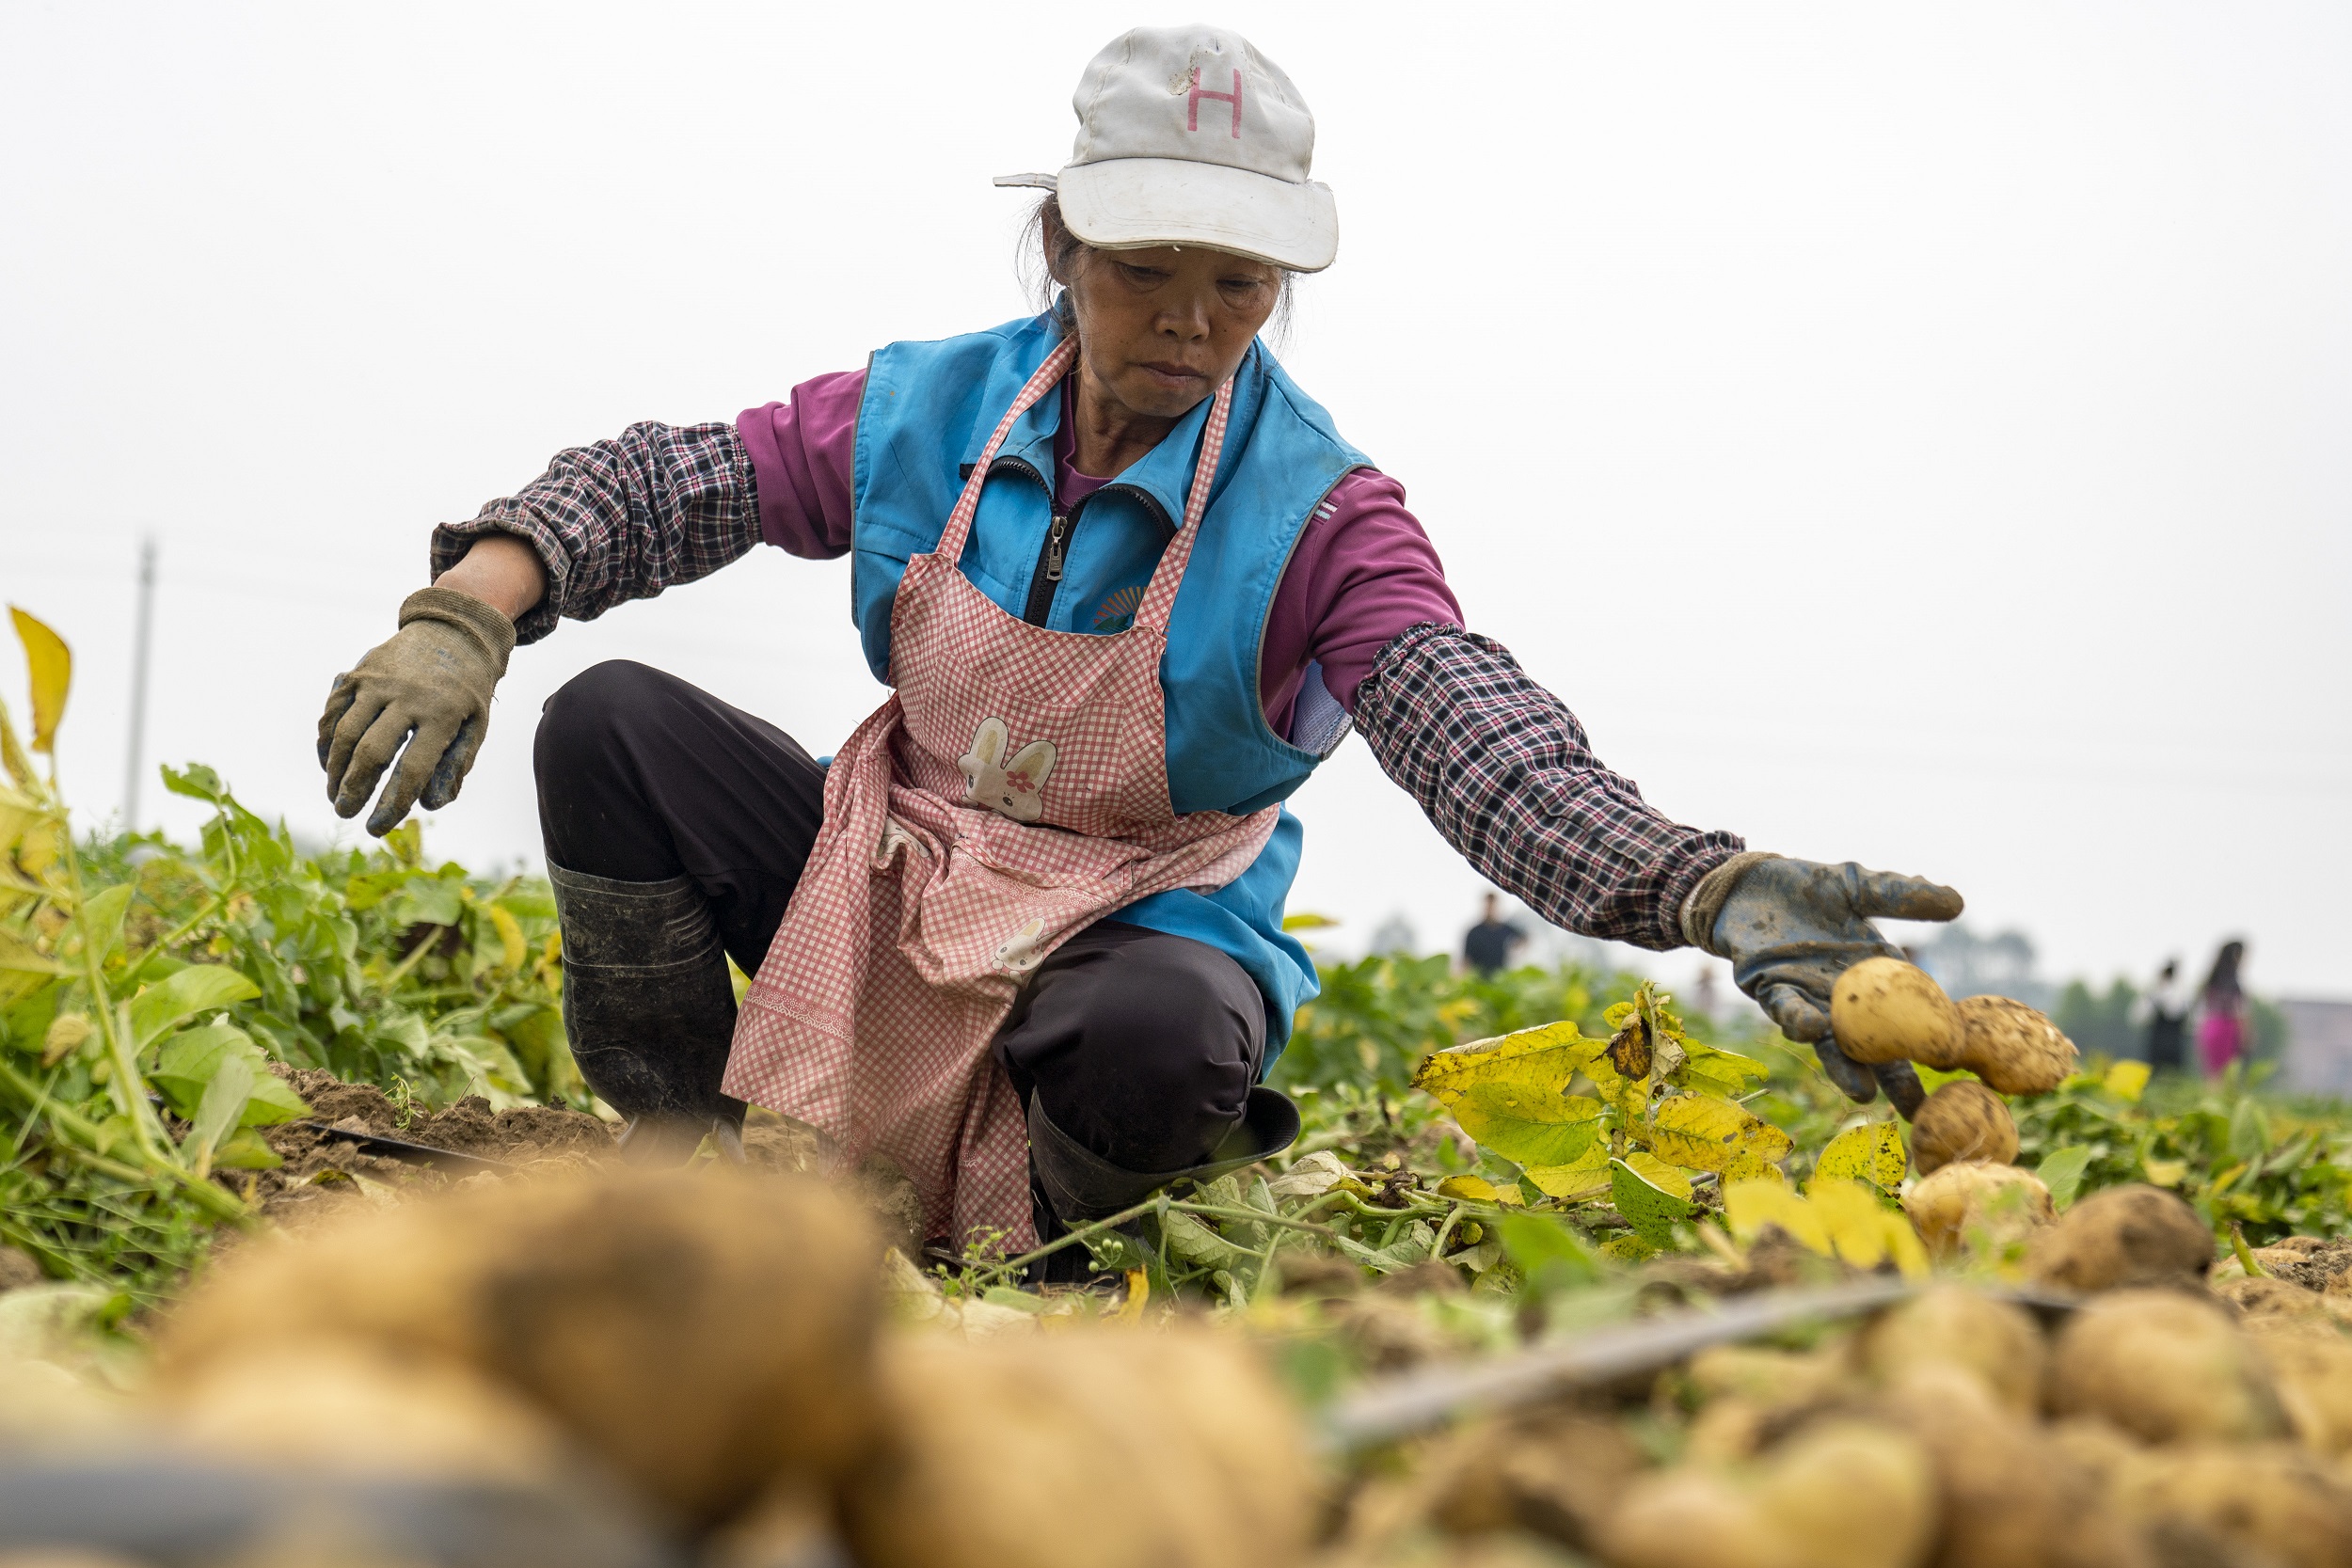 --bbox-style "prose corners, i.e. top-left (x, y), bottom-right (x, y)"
top-left (0, 609), bottom-right (579, 1301)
